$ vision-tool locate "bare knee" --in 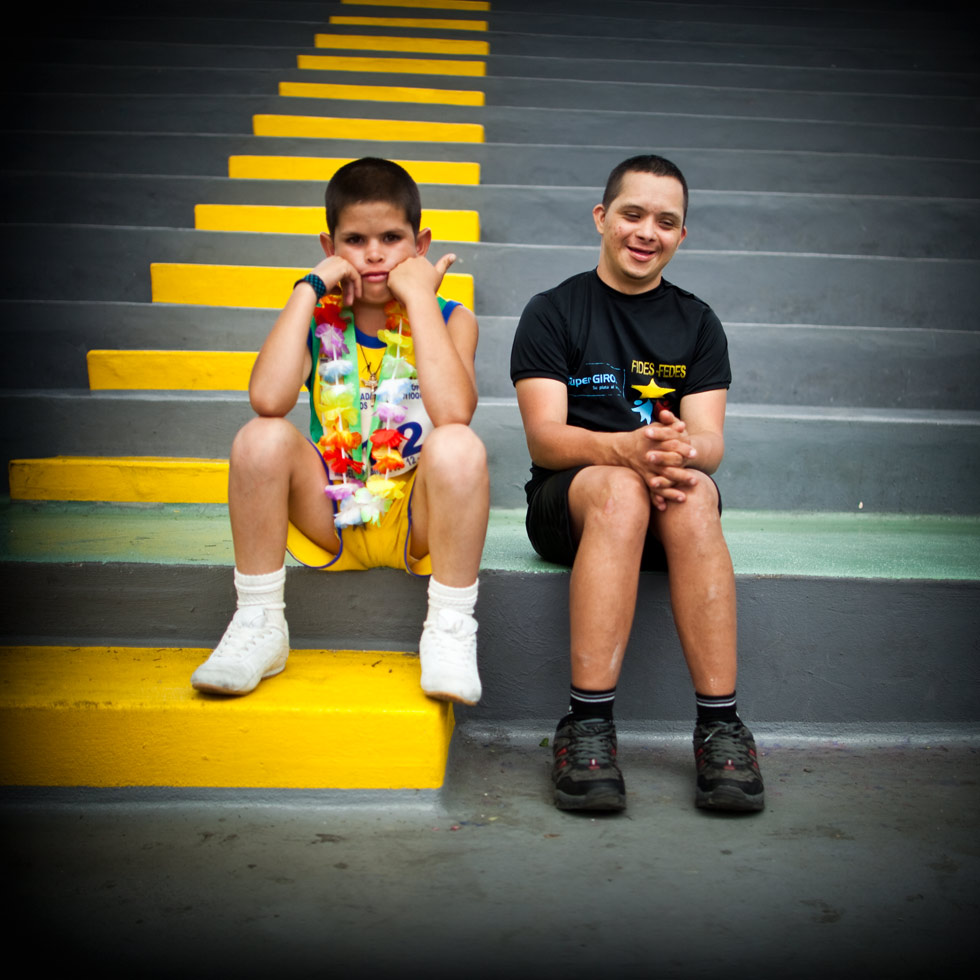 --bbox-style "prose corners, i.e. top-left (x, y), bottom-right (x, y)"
top-left (230, 417), bottom-right (303, 477)
top-left (419, 424), bottom-right (488, 486)
top-left (572, 466), bottom-right (651, 539)
top-left (654, 471), bottom-right (722, 541)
